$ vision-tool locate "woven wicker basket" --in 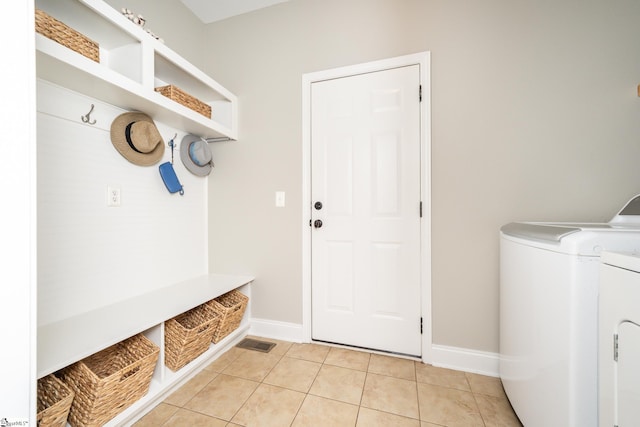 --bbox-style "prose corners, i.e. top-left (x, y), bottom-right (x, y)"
top-left (59, 334), bottom-right (159, 427)
top-left (155, 84), bottom-right (212, 118)
top-left (165, 304), bottom-right (220, 371)
top-left (37, 374), bottom-right (75, 427)
top-left (207, 290), bottom-right (248, 343)
top-left (35, 9), bottom-right (99, 63)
